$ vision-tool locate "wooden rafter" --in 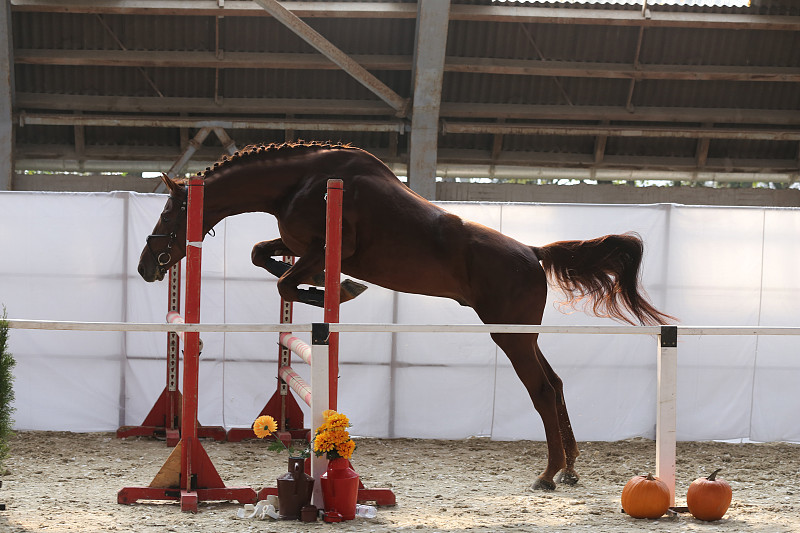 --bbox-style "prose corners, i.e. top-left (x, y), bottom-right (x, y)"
top-left (15, 93), bottom-right (800, 126)
top-left (9, 2), bottom-right (800, 31)
top-left (17, 49), bottom-right (800, 83)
